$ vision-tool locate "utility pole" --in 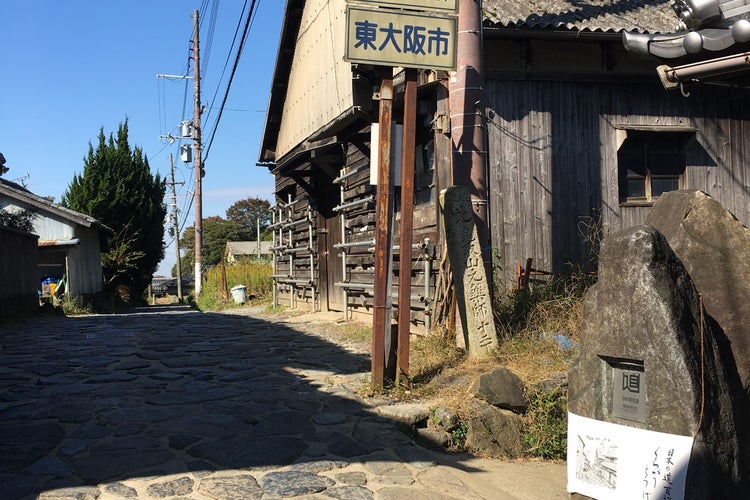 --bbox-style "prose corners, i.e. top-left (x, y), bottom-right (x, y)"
top-left (192, 9), bottom-right (204, 297)
top-left (168, 153), bottom-right (184, 300)
top-left (451, 0), bottom-right (490, 282)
